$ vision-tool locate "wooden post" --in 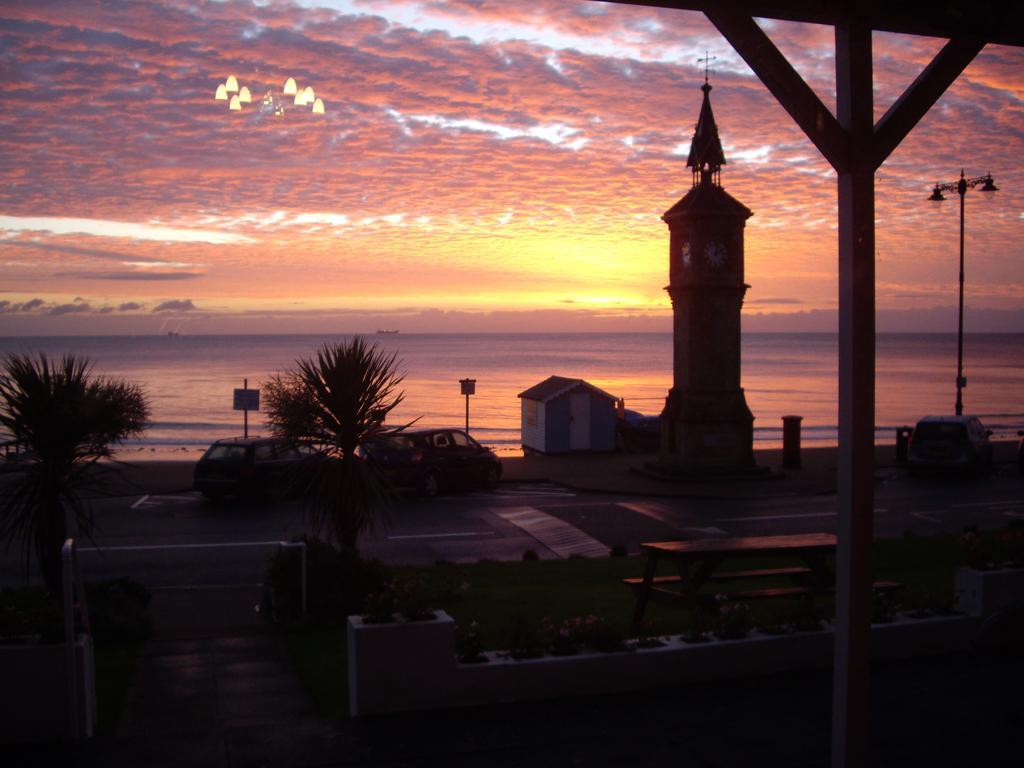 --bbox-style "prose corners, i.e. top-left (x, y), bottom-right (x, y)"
top-left (832, 19), bottom-right (875, 768)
